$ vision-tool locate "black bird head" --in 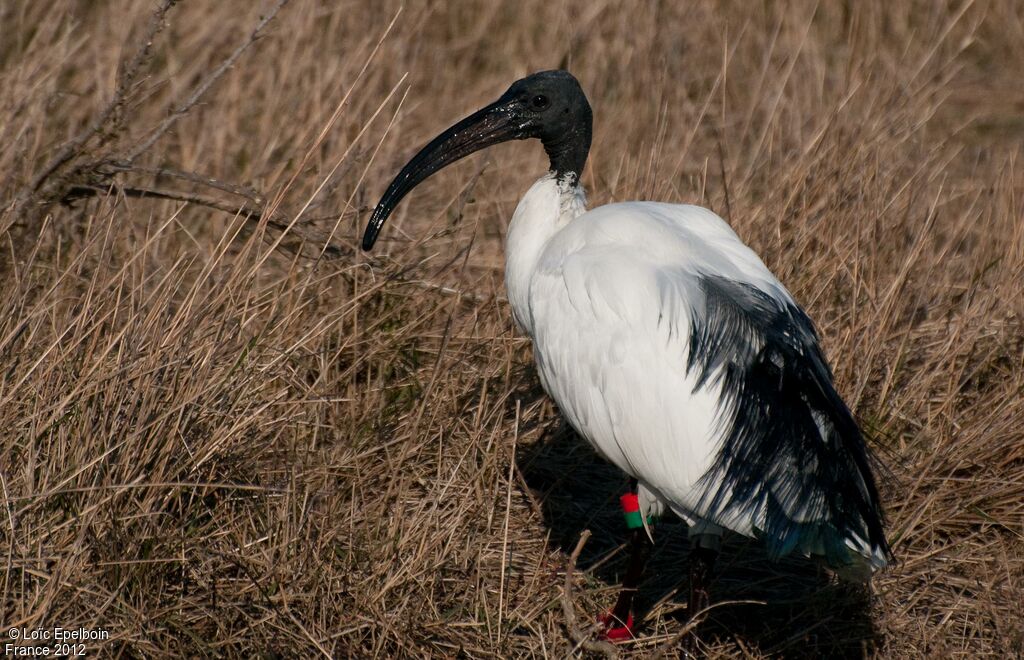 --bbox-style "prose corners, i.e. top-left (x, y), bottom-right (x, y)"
top-left (362, 70), bottom-right (592, 251)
